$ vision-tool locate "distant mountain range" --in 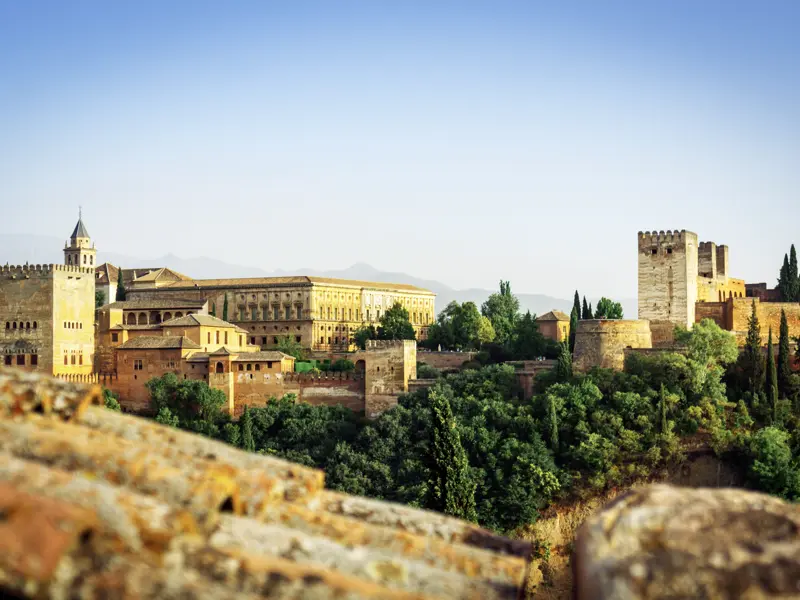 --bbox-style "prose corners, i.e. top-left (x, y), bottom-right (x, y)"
top-left (0, 233), bottom-right (636, 317)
